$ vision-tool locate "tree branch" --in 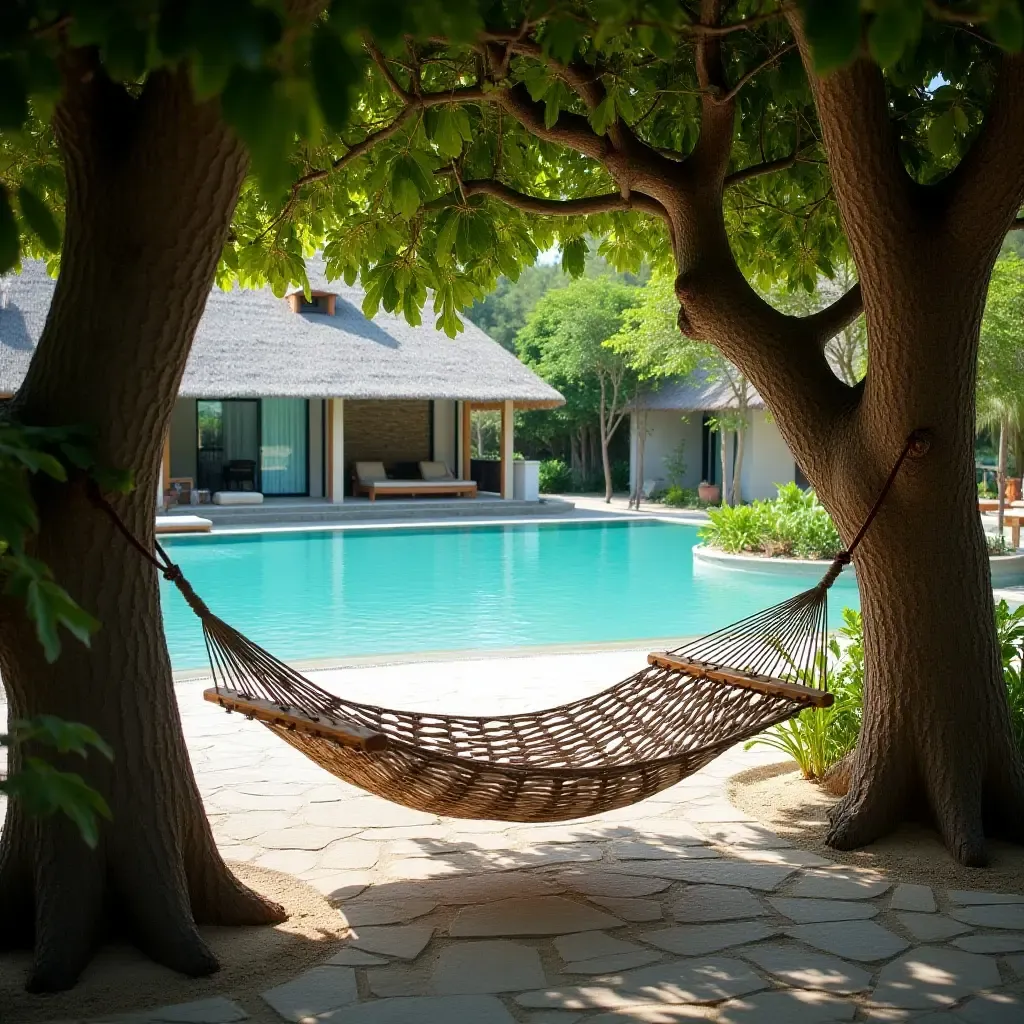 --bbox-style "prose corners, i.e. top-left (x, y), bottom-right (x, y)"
top-left (946, 53), bottom-right (1024, 255)
top-left (428, 178), bottom-right (670, 223)
top-left (495, 80), bottom-right (610, 164)
top-left (725, 150), bottom-right (797, 186)
top-left (713, 42), bottom-right (797, 106)
top-left (249, 85), bottom-right (493, 245)
top-left (365, 39), bottom-right (411, 102)
top-left (800, 283), bottom-right (863, 347)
